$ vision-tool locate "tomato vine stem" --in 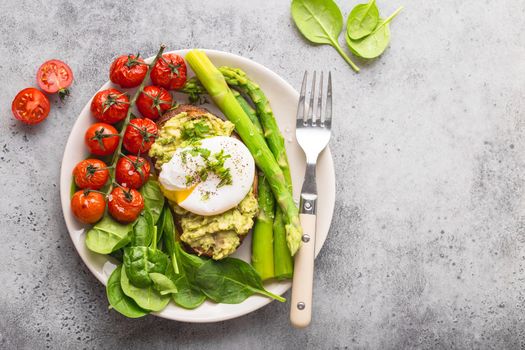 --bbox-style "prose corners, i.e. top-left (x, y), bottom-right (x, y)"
top-left (106, 44), bottom-right (166, 195)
